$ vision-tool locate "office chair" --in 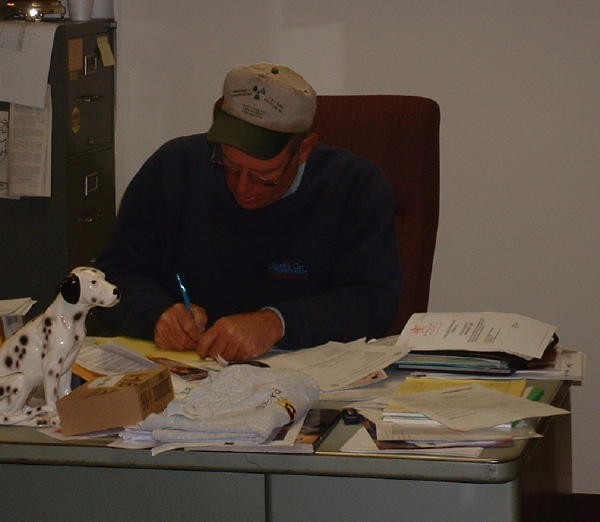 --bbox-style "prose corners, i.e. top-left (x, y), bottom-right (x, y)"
top-left (312, 95), bottom-right (440, 334)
